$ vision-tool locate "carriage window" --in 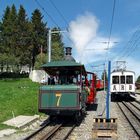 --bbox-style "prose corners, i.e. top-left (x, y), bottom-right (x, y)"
top-left (120, 76), bottom-right (125, 84)
top-left (126, 75), bottom-right (133, 84)
top-left (112, 76), bottom-right (119, 84)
